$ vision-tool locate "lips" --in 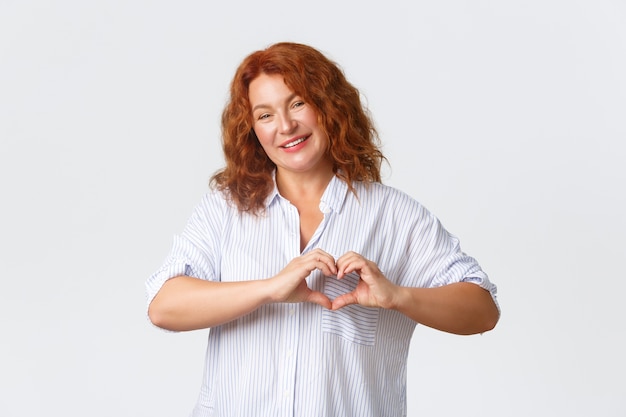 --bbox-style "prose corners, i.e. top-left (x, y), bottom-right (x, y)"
top-left (281, 135), bottom-right (309, 148)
